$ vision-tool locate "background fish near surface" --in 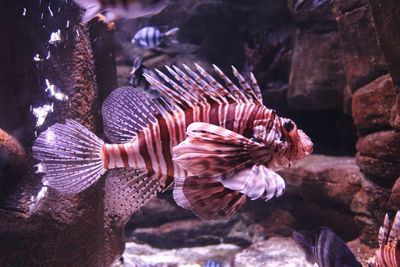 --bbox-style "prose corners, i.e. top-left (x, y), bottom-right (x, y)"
top-left (368, 211), bottom-right (400, 267)
top-left (73, 0), bottom-right (168, 23)
top-left (132, 26), bottom-right (179, 49)
top-left (32, 64), bottom-right (312, 222)
top-left (292, 227), bottom-right (362, 267)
